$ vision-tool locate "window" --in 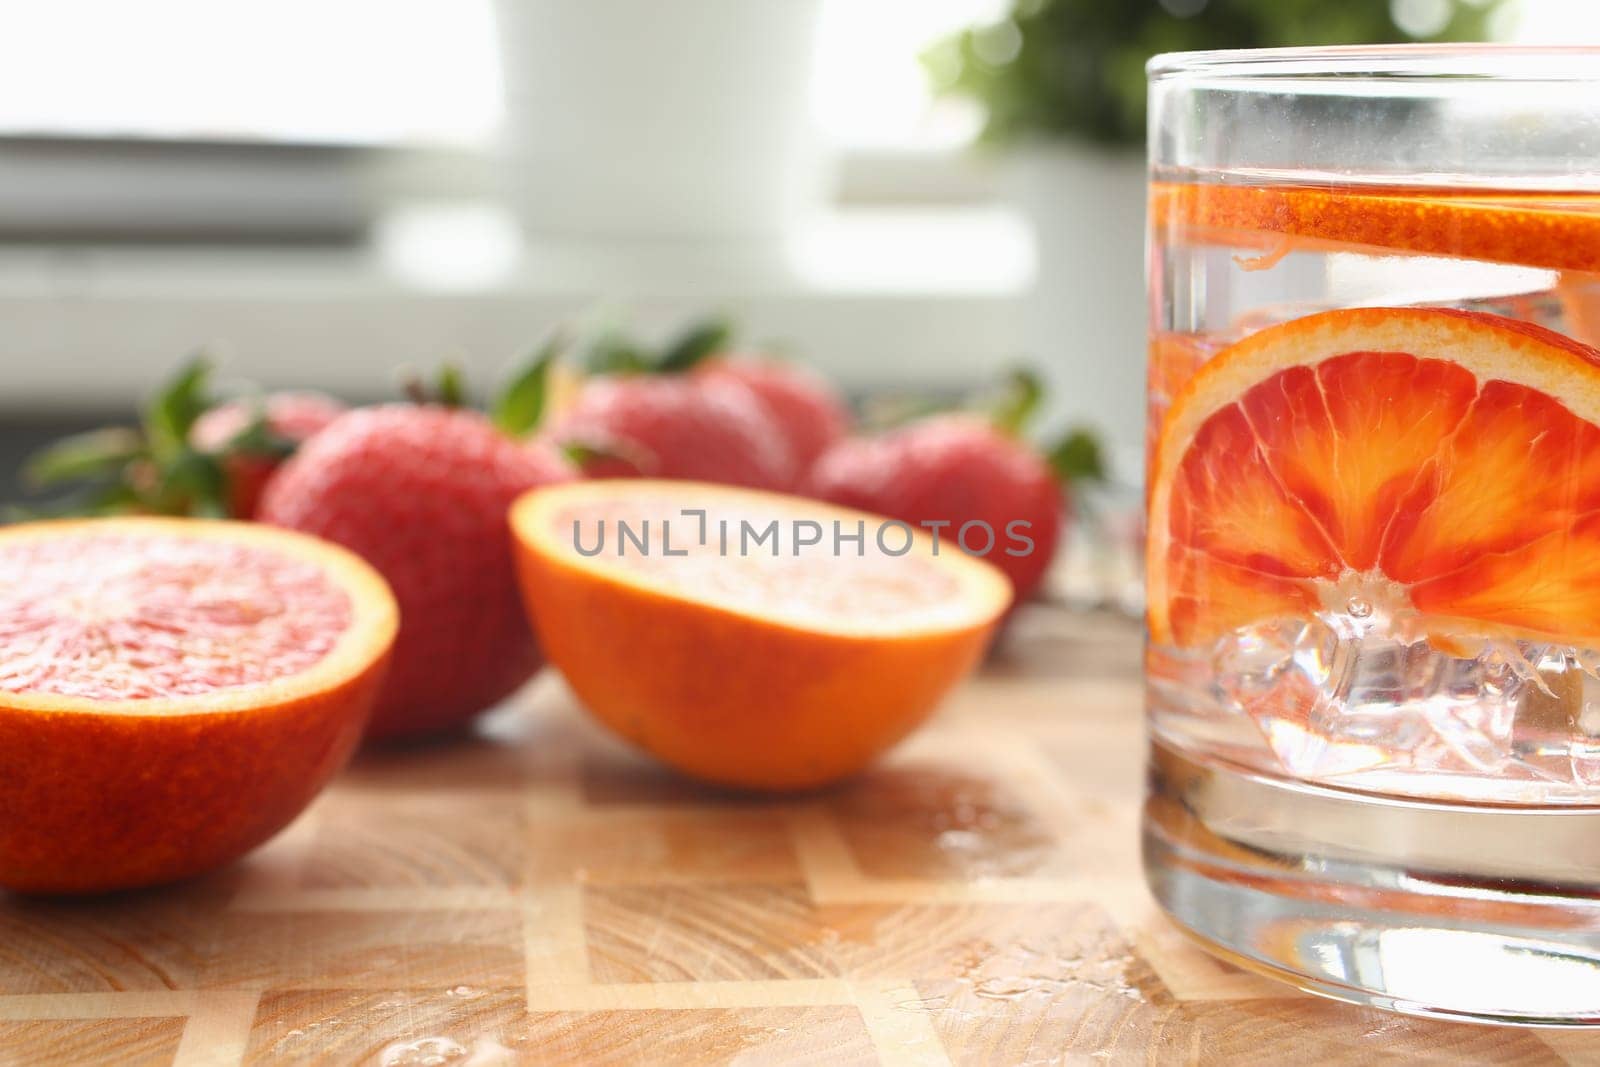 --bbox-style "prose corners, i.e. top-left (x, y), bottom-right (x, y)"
top-left (0, 1), bottom-right (1009, 157)
top-left (813, 0), bottom-right (1004, 153)
top-left (0, 0), bottom-right (499, 145)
